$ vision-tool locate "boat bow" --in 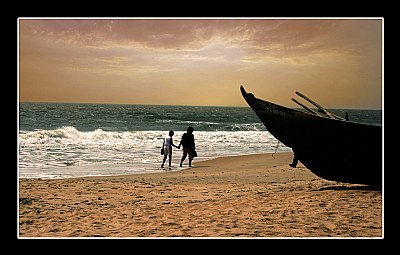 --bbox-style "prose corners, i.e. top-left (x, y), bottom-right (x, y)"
top-left (240, 85), bottom-right (382, 186)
